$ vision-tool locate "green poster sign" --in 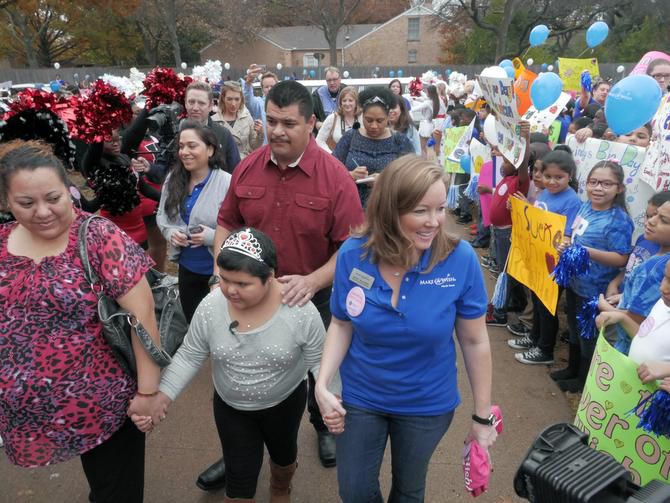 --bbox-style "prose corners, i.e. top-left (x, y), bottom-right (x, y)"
top-left (574, 333), bottom-right (670, 486)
